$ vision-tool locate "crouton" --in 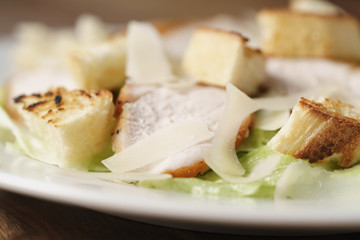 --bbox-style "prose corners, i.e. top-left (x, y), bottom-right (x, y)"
top-left (182, 27), bottom-right (265, 96)
top-left (68, 36), bottom-right (127, 90)
top-left (258, 9), bottom-right (360, 62)
top-left (268, 97), bottom-right (360, 167)
top-left (14, 88), bottom-right (115, 169)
